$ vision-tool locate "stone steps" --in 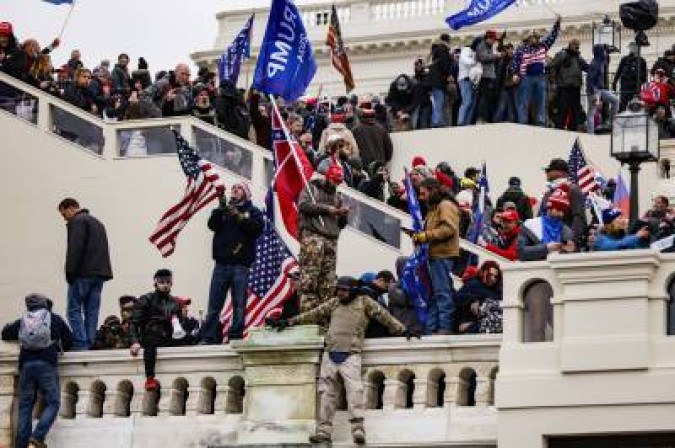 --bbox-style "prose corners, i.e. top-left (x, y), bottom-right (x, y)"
top-left (234, 444), bottom-right (496, 447)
